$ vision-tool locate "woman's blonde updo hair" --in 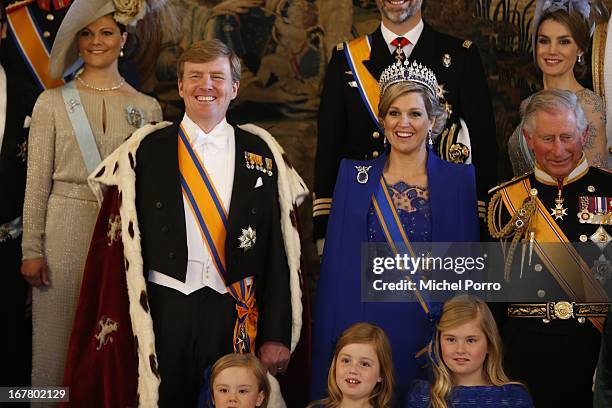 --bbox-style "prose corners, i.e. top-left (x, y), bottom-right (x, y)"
top-left (378, 81), bottom-right (448, 139)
